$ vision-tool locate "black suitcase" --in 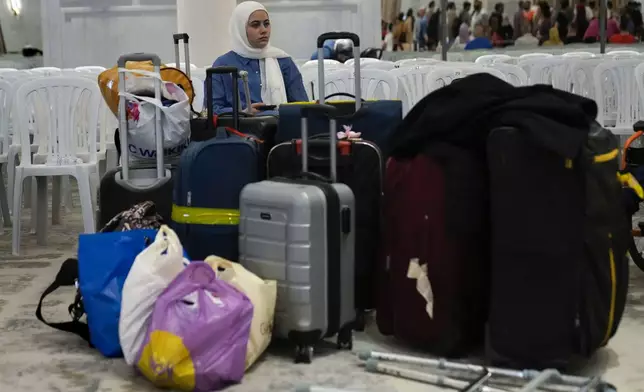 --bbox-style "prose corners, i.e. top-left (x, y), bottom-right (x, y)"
top-left (190, 62), bottom-right (278, 148)
top-left (267, 132), bottom-right (383, 330)
top-left (97, 53), bottom-right (174, 228)
top-left (486, 125), bottom-right (630, 369)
